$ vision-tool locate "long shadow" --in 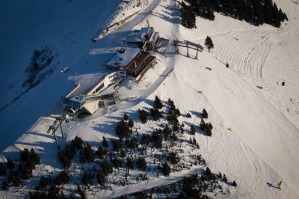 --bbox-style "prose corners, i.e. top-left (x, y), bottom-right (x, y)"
top-left (190, 110), bottom-right (203, 119)
top-left (159, 4), bottom-right (180, 24)
top-left (3, 139), bottom-right (63, 169)
top-left (267, 182), bottom-right (280, 190)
